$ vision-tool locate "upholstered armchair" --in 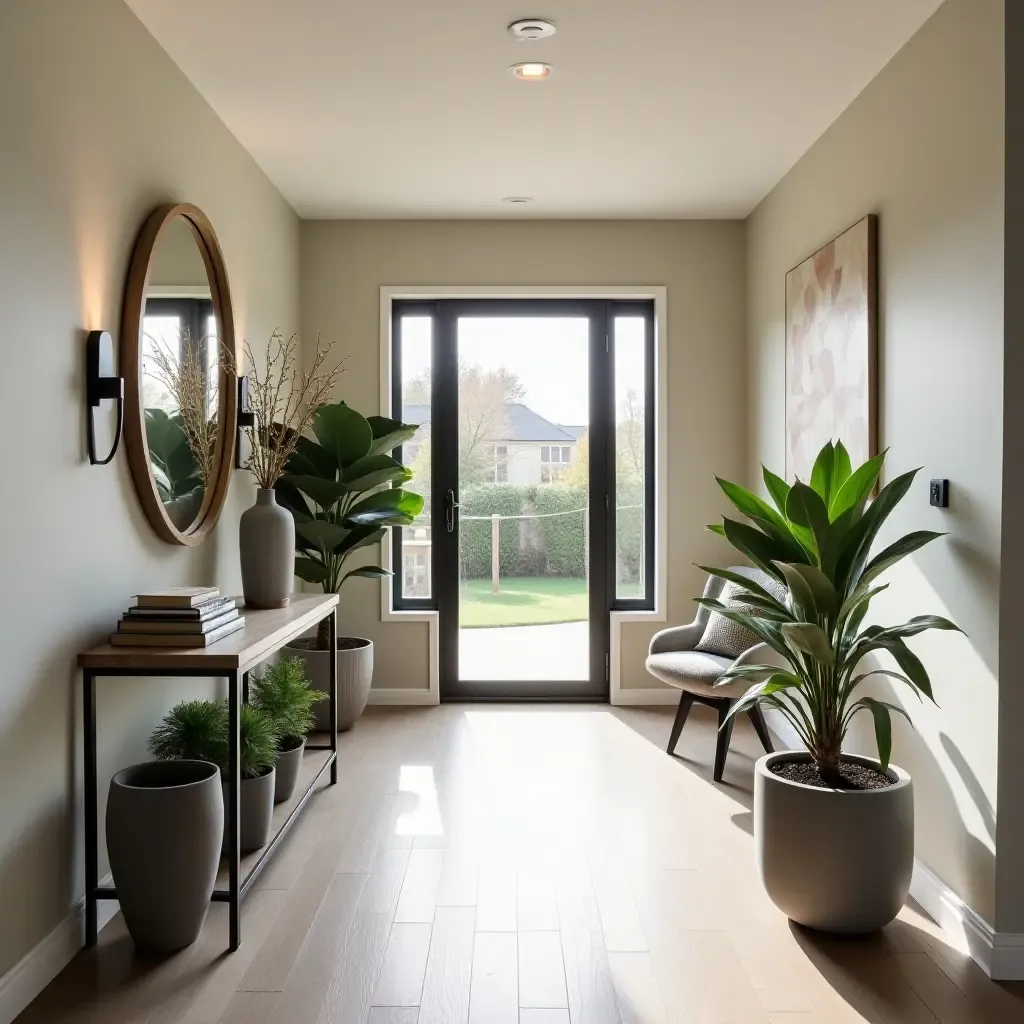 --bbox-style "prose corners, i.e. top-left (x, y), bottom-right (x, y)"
top-left (646, 566), bottom-right (782, 781)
